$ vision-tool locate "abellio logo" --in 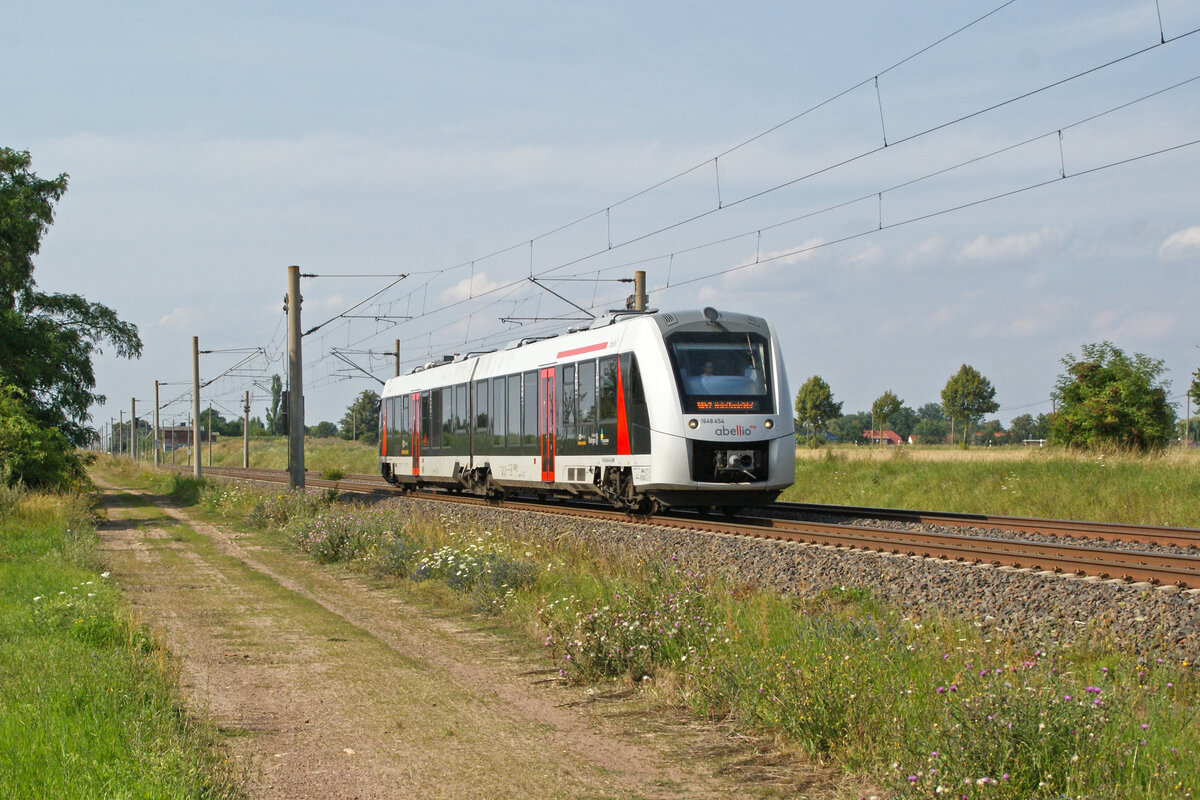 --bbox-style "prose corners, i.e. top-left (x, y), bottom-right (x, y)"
top-left (714, 425), bottom-right (755, 436)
